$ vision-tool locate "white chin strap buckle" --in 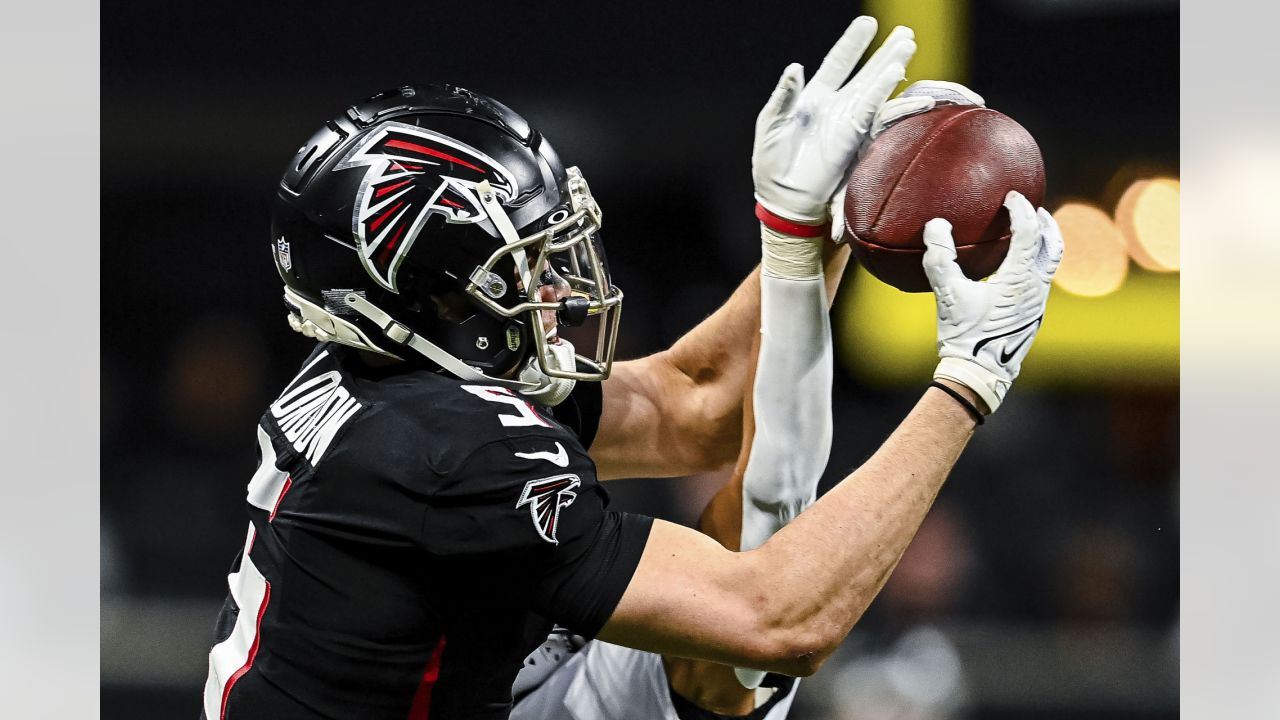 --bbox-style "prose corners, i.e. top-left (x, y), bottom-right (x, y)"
top-left (518, 338), bottom-right (577, 407)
